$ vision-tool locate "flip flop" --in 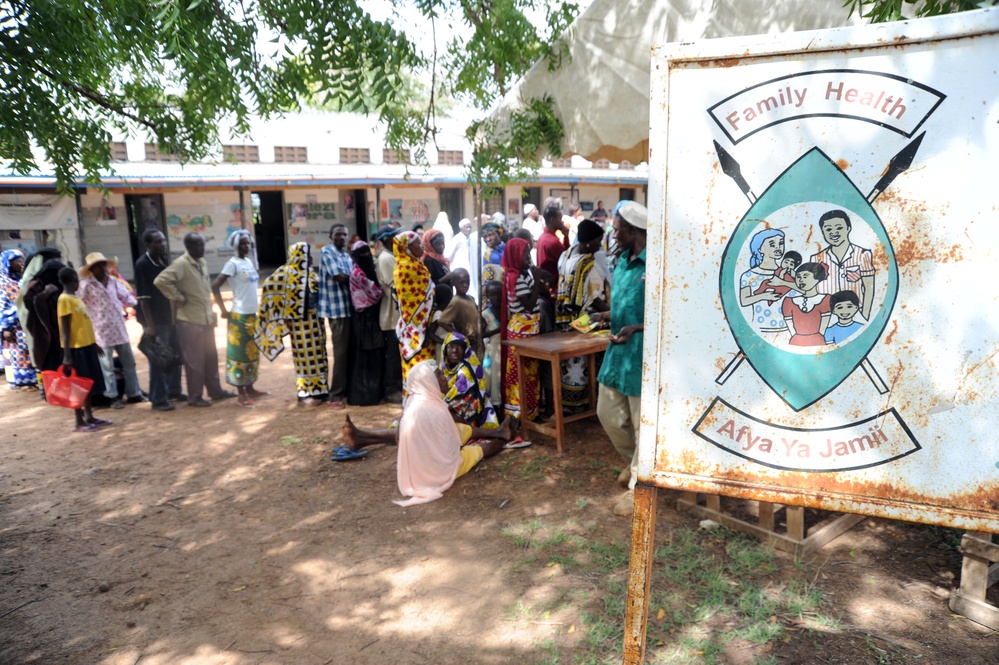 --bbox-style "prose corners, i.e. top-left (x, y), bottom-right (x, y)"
top-left (330, 446), bottom-right (368, 462)
top-left (504, 437), bottom-right (533, 450)
top-left (88, 418), bottom-right (114, 429)
top-left (74, 423), bottom-right (100, 433)
top-left (237, 397), bottom-right (255, 408)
